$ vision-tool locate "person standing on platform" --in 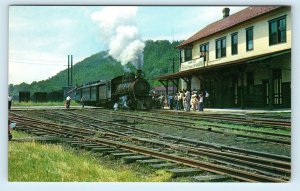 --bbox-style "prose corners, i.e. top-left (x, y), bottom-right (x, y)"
top-left (191, 93), bottom-right (198, 111)
top-left (179, 91), bottom-right (184, 110)
top-left (182, 90), bottom-right (186, 111)
top-left (205, 90), bottom-right (210, 108)
top-left (174, 93), bottom-right (178, 110)
top-left (8, 94), bottom-right (12, 110)
top-left (8, 119), bottom-right (12, 141)
top-left (80, 96), bottom-right (85, 108)
top-left (169, 94), bottom-right (174, 109)
top-left (185, 90), bottom-right (191, 111)
top-left (65, 95), bottom-right (71, 109)
top-left (199, 91), bottom-right (204, 111)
